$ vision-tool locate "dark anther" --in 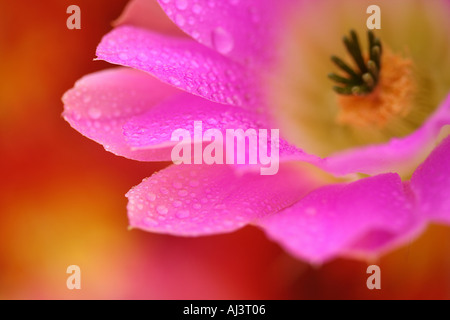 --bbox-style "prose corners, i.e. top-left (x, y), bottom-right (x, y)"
top-left (329, 30), bottom-right (382, 95)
